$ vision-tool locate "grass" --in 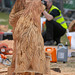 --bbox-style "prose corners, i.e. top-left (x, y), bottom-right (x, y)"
top-left (61, 33), bottom-right (70, 45)
top-left (0, 12), bottom-right (12, 29)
